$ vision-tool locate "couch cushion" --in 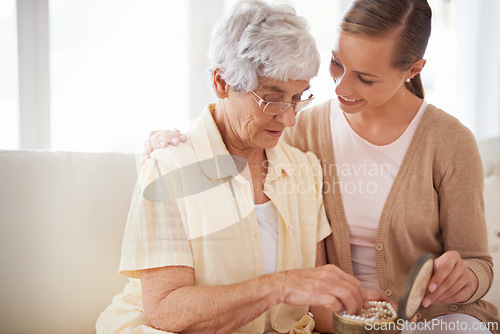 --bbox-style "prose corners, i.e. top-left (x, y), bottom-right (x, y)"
top-left (477, 137), bottom-right (500, 308)
top-left (0, 150), bottom-right (135, 334)
top-left (483, 174), bottom-right (500, 306)
top-left (477, 137), bottom-right (500, 178)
